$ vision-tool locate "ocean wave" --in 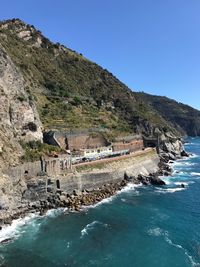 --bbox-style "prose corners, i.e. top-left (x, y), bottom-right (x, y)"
top-left (86, 183), bottom-right (142, 209)
top-left (190, 153), bottom-right (199, 159)
top-left (0, 207), bottom-right (70, 243)
top-left (173, 161), bottom-right (197, 167)
top-left (148, 227), bottom-right (200, 266)
top-left (191, 172), bottom-right (200, 176)
top-left (46, 207), bottom-right (69, 218)
top-left (164, 235), bottom-right (200, 267)
top-left (174, 182), bottom-right (189, 186)
top-left (80, 221), bottom-right (108, 238)
top-left (156, 187), bottom-right (186, 194)
top-left (173, 170), bottom-right (188, 176)
top-left (119, 183), bottom-right (142, 193)
top-left (162, 177), bottom-right (172, 185)
top-left (0, 213), bottom-right (39, 243)
top-left (184, 142), bottom-right (195, 145)
top-left (89, 195), bottom-right (116, 209)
